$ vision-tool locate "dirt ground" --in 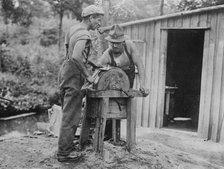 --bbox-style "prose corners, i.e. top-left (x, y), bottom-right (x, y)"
top-left (0, 122), bottom-right (224, 169)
